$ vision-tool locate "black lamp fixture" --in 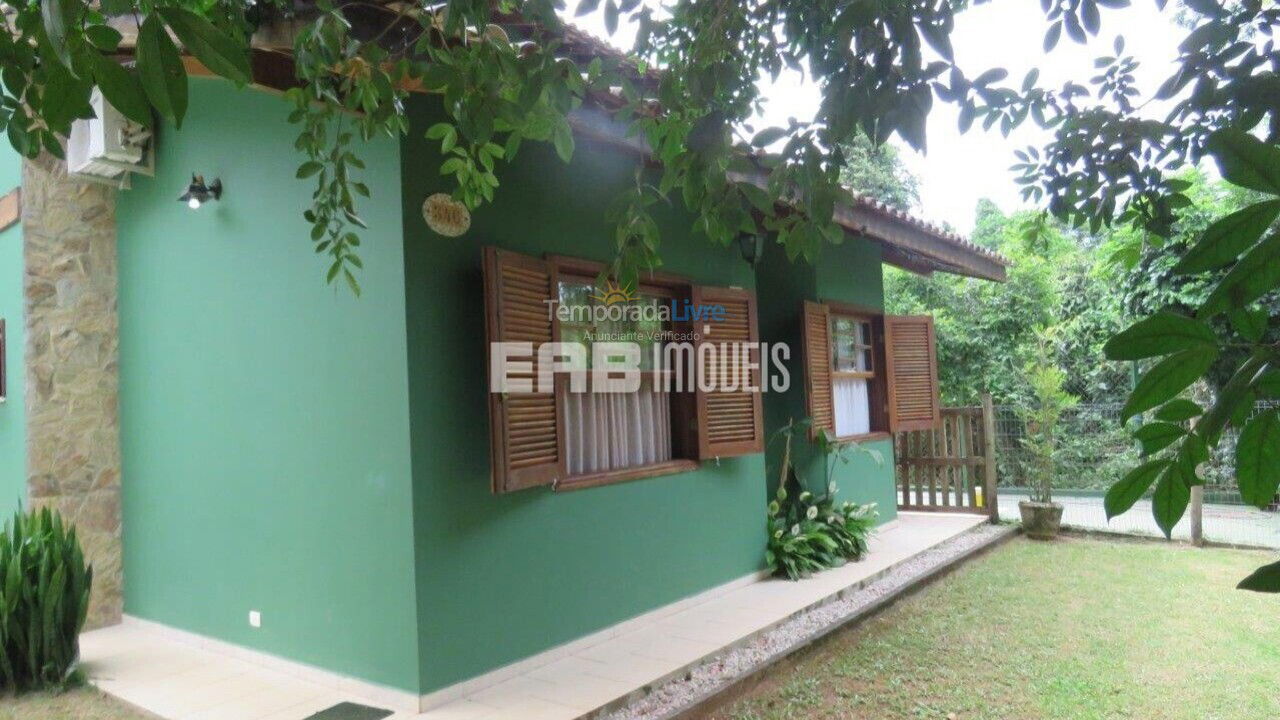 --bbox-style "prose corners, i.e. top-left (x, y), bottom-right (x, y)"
top-left (178, 174), bottom-right (222, 210)
top-left (737, 232), bottom-right (764, 266)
